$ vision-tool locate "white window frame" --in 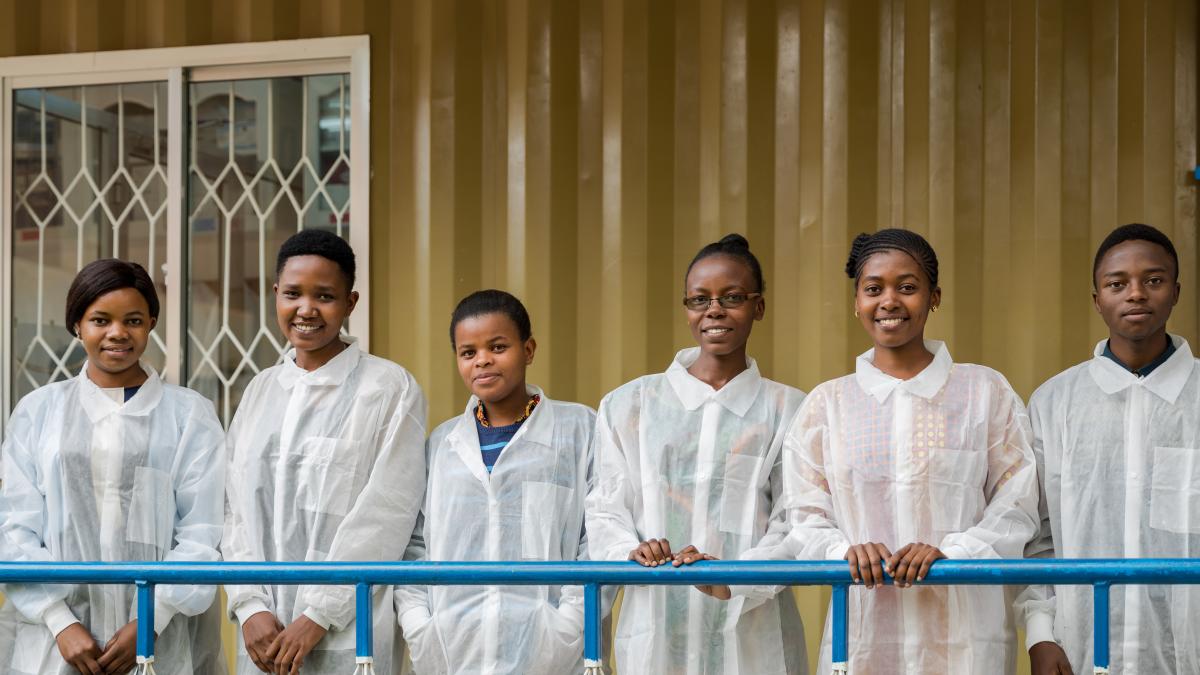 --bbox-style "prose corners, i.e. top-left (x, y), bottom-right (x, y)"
top-left (0, 36), bottom-right (371, 424)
